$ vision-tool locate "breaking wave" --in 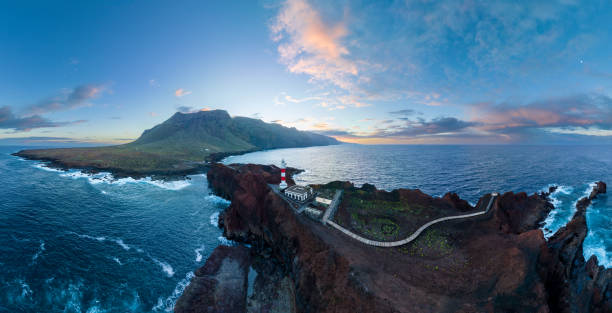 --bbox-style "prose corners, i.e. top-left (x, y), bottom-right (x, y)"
top-left (210, 212), bottom-right (219, 227)
top-left (31, 241), bottom-right (45, 263)
top-left (150, 257), bottom-right (174, 277)
top-left (152, 271), bottom-right (195, 312)
top-left (195, 245), bottom-right (205, 263)
top-left (217, 236), bottom-right (237, 246)
top-left (31, 163), bottom-right (191, 190)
